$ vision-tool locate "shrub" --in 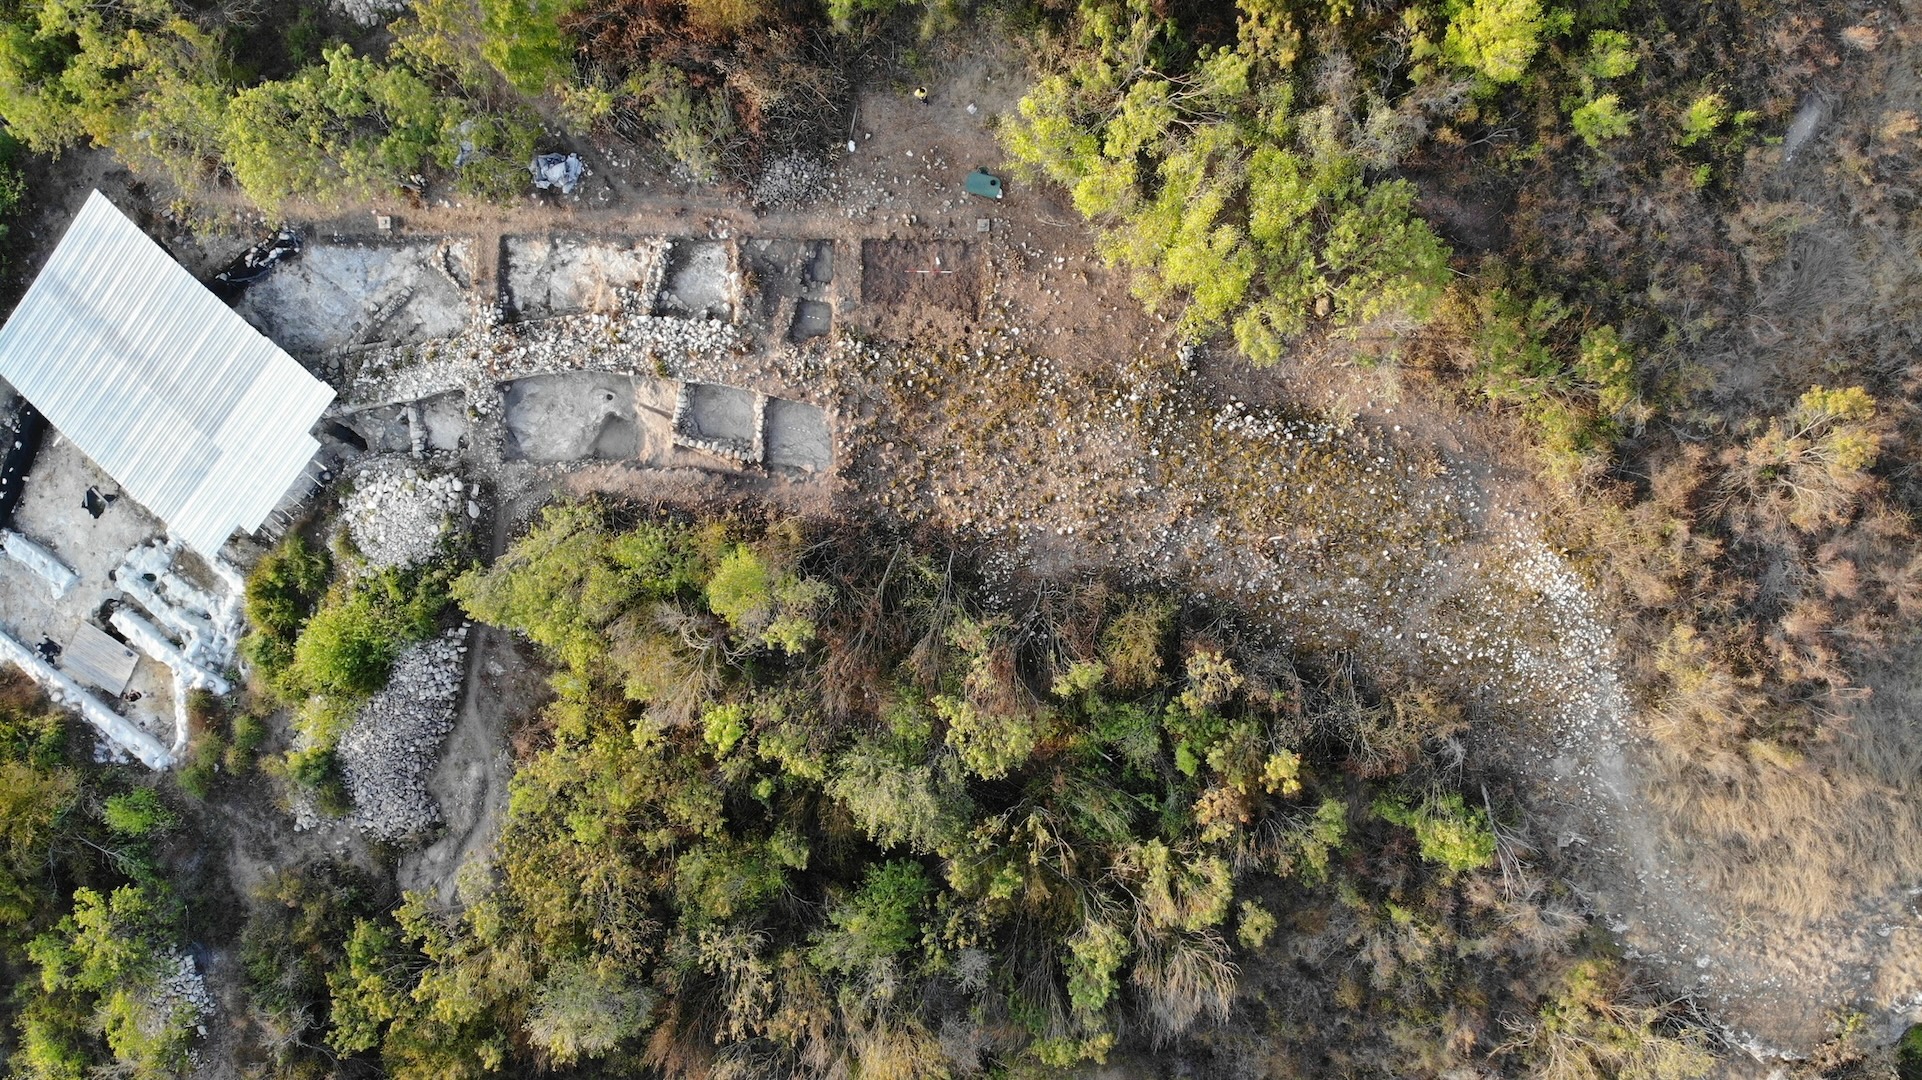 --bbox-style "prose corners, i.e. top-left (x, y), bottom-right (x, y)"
top-left (1235, 901), bottom-right (1277, 949)
top-left (101, 789), bottom-right (178, 839)
top-left (1581, 30), bottom-right (1638, 80)
top-left (1571, 93), bottom-right (1634, 148)
top-left (1899, 1023), bottom-right (1922, 1080)
top-left (1514, 959), bottom-right (1716, 1078)
top-left (1101, 597), bottom-right (1174, 690)
top-left (808, 861), bottom-right (931, 974)
top-left (706, 547), bottom-right (772, 632)
top-left (701, 703), bottom-right (747, 756)
top-left (1678, 92), bottom-right (1727, 147)
top-left (673, 843), bottom-right (786, 923)
top-left (286, 566), bottom-right (449, 700)
top-left (1375, 792), bottom-right (1497, 873)
top-left (284, 744), bottom-right (351, 816)
top-left (1440, 0), bottom-right (1558, 84)
top-left (0, 691), bottom-right (67, 769)
top-left (825, 0), bottom-right (901, 32)
top-left (1722, 385), bottom-right (1882, 532)
top-left (292, 592), bottom-right (402, 695)
top-left (246, 536), bottom-right (332, 641)
top-left (178, 736), bottom-right (224, 799)
top-left (227, 714), bottom-right (268, 772)
top-left (826, 739), bottom-right (970, 853)
top-left (524, 960), bottom-right (655, 1065)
